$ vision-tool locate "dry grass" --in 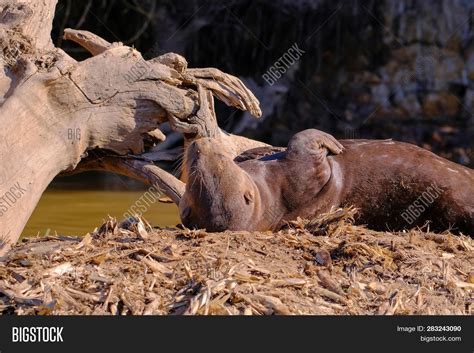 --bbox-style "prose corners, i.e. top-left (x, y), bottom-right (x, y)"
top-left (0, 208), bottom-right (472, 315)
